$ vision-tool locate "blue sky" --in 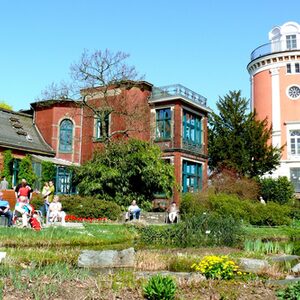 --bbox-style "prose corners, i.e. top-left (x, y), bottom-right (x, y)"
top-left (1, 0), bottom-right (300, 112)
